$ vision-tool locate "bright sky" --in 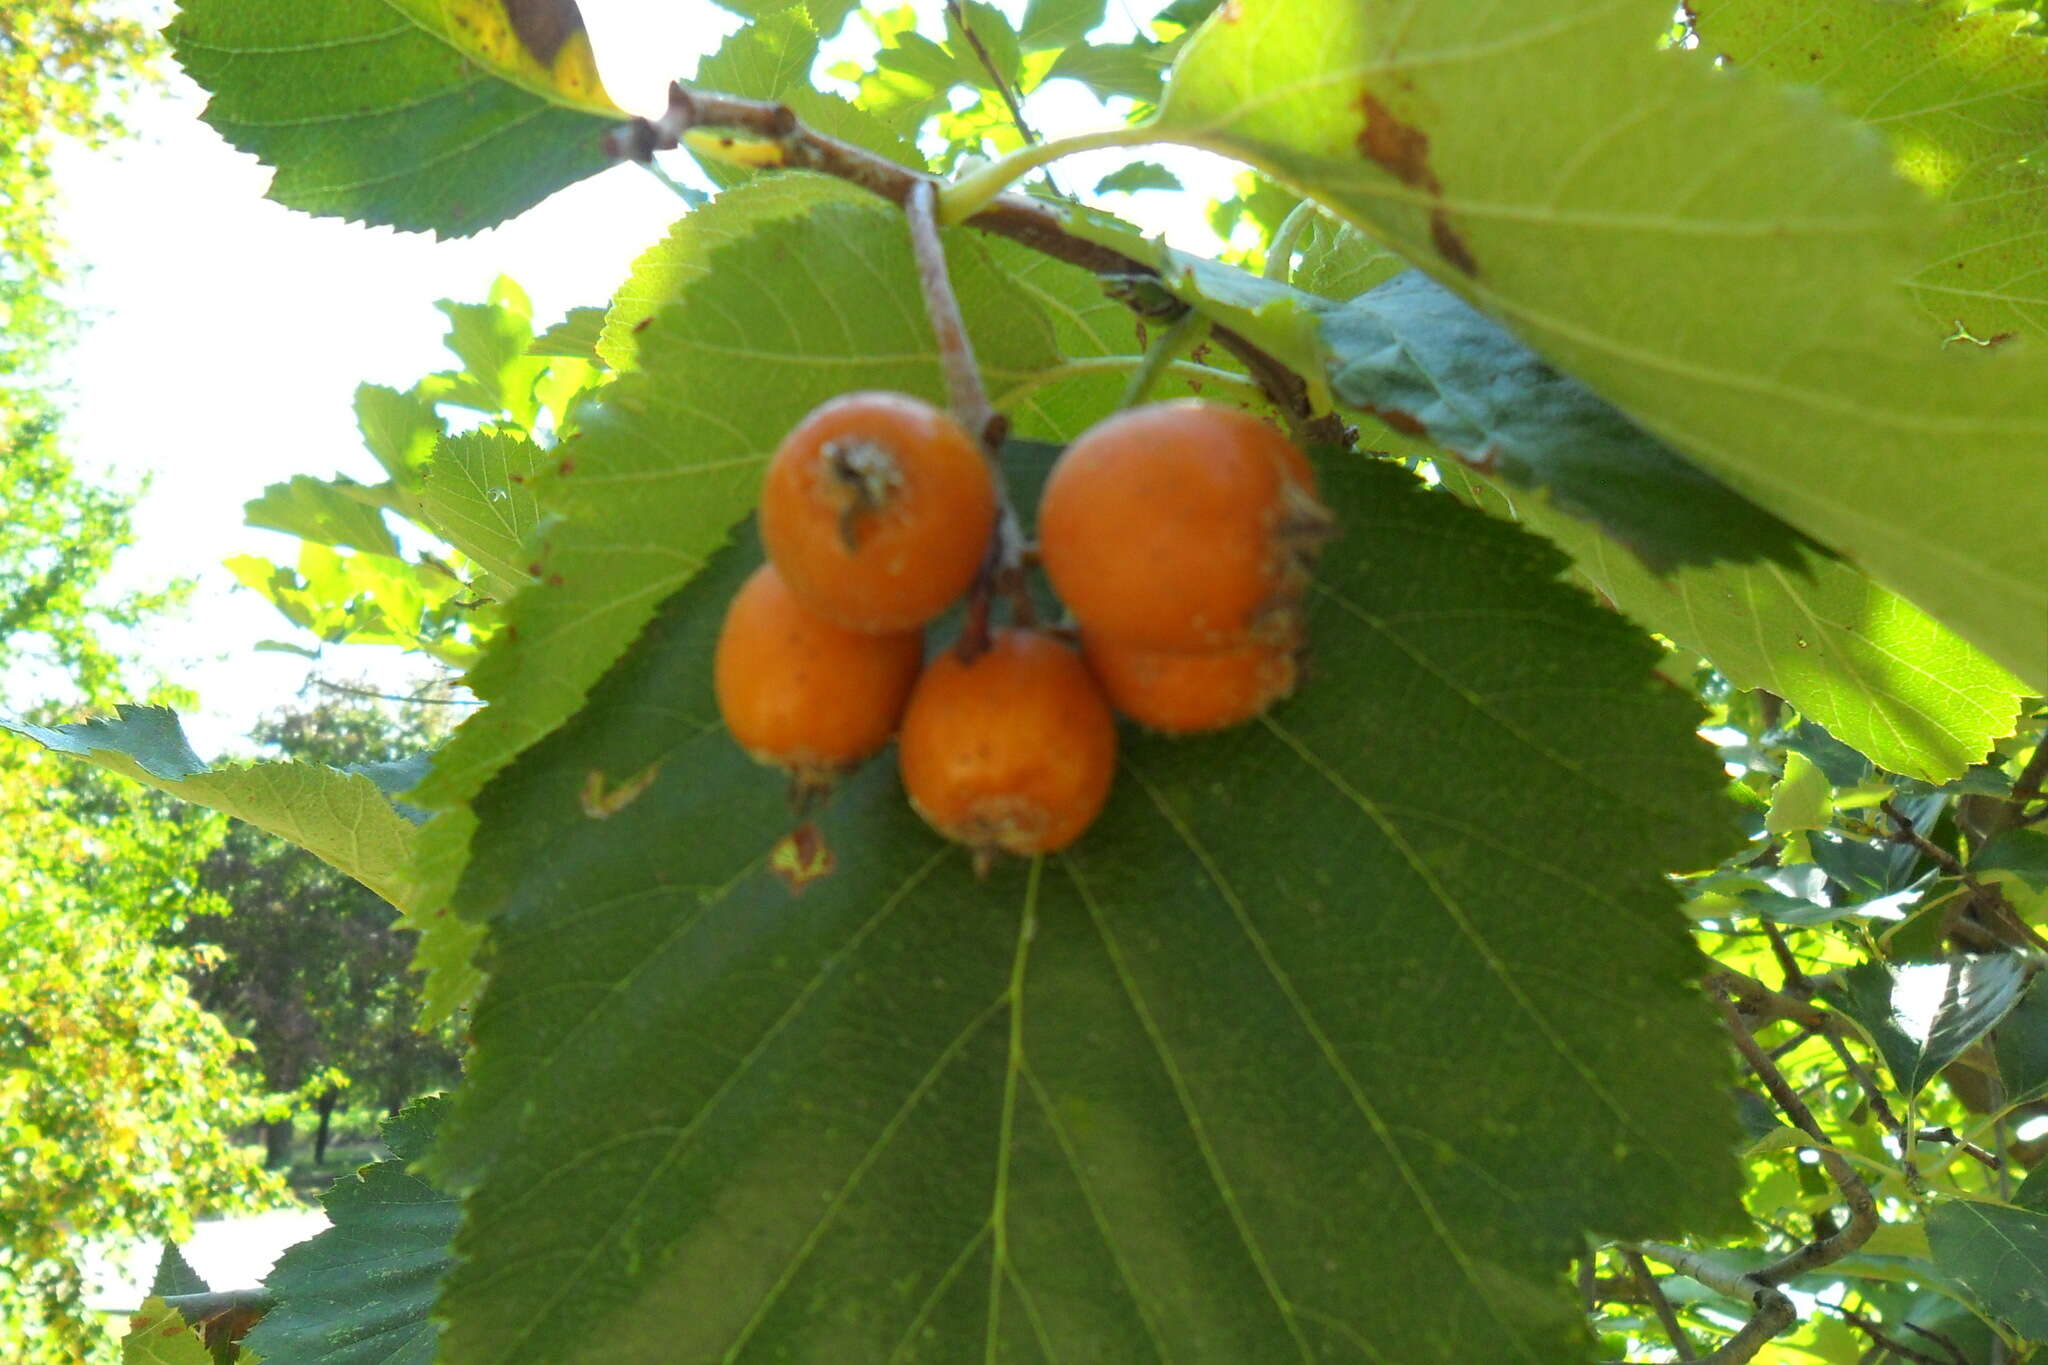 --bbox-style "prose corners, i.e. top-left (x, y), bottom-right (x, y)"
top-left (42, 1), bottom-right (1240, 757)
